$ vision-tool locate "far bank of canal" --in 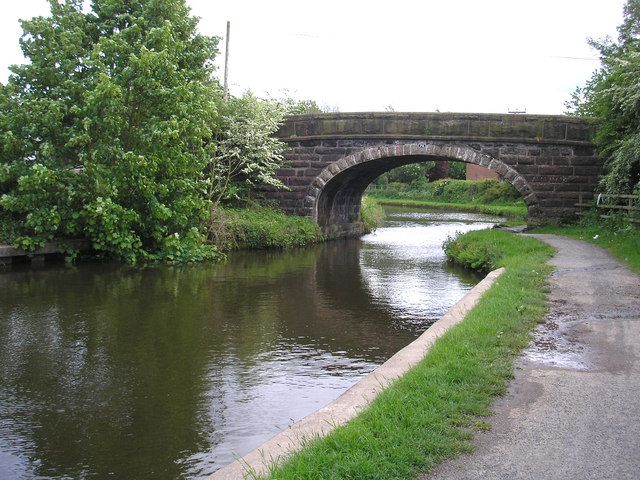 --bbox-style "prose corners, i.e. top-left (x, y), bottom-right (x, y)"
top-left (0, 207), bottom-right (502, 479)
